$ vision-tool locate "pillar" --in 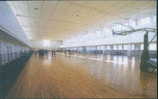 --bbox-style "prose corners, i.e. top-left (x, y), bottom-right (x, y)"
top-left (140, 31), bottom-right (149, 71)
